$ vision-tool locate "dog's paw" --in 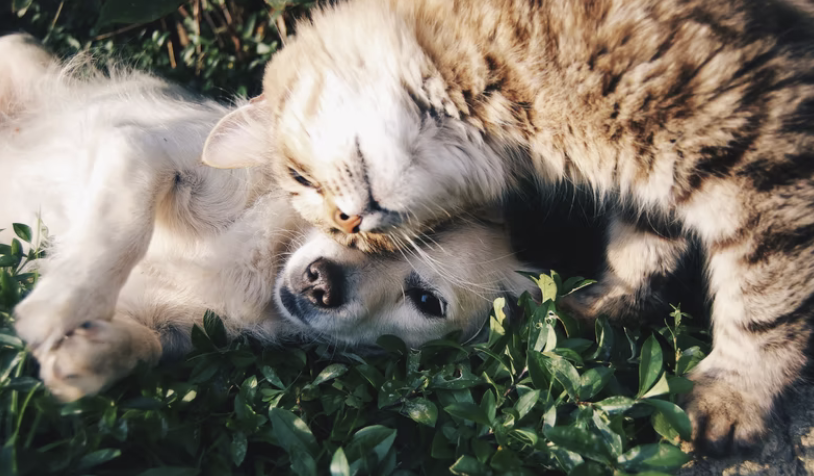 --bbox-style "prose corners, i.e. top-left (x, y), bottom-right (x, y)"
top-left (683, 374), bottom-right (769, 456)
top-left (37, 318), bottom-right (161, 402)
top-left (14, 279), bottom-right (117, 353)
